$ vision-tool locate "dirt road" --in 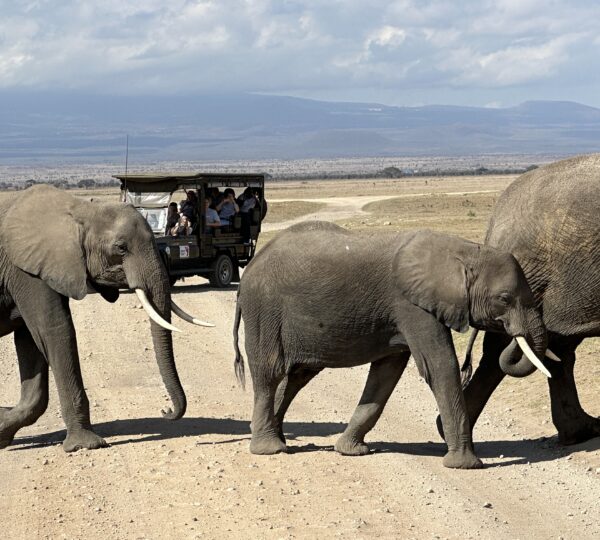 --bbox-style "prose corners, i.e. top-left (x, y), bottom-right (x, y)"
top-left (1, 189), bottom-right (599, 539)
top-left (262, 190), bottom-right (500, 232)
